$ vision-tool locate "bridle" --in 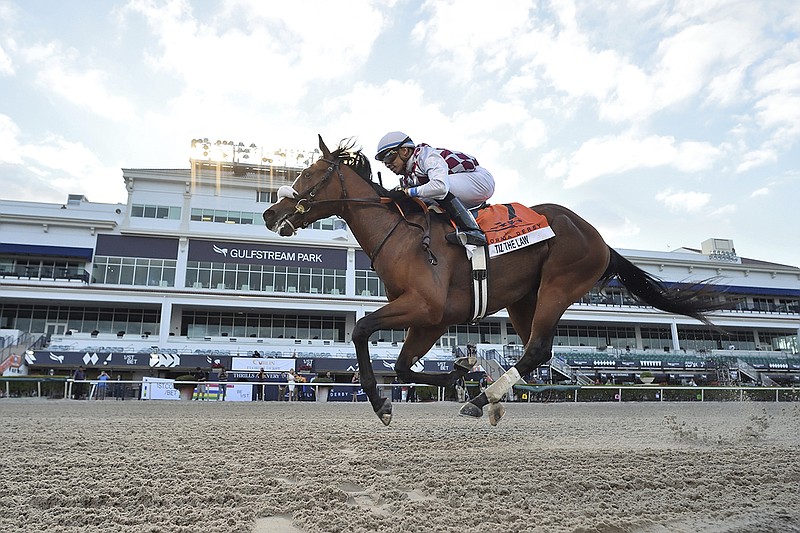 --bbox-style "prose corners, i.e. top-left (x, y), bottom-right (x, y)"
top-left (277, 158), bottom-right (346, 227)
top-left (275, 156), bottom-right (437, 266)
